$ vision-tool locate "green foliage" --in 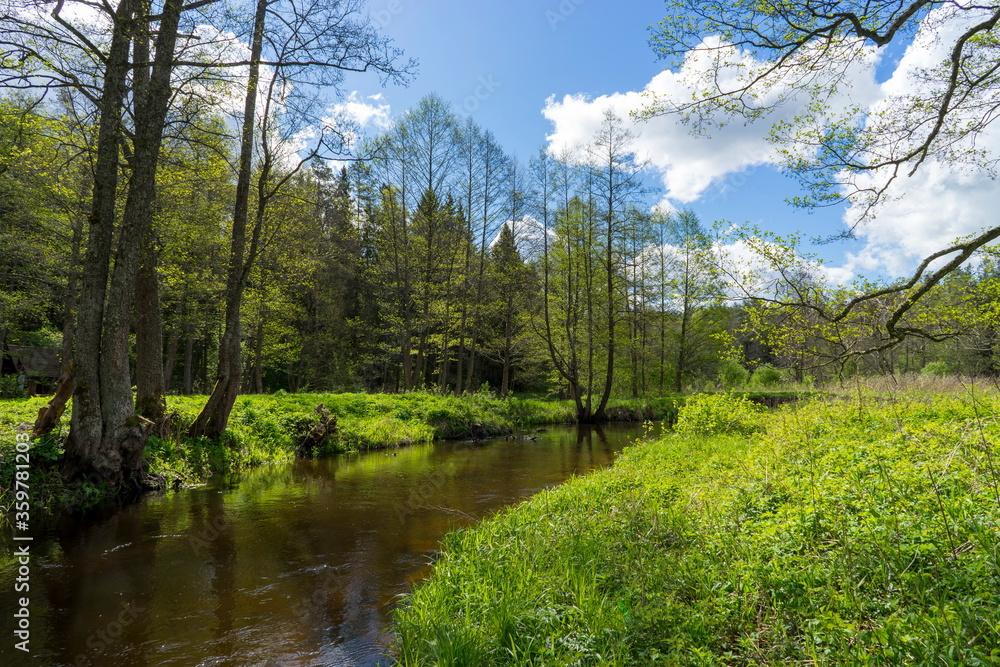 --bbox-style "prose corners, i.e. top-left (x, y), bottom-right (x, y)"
top-left (673, 392), bottom-right (766, 436)
top-left (921, 360), bottom-right (950, 377)
top-left (0, 398), bottom-right (96, 520)
top-left (750, 363), bottom-right (783, 388)
top-left (0, 98), bottom-right (84, 347)
top-left (0, 375), bottom-right (26, 399)
top-left (716, 359), bottom-right (749, 389)
top-left (394, 392), bottom-right (1000, 665)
